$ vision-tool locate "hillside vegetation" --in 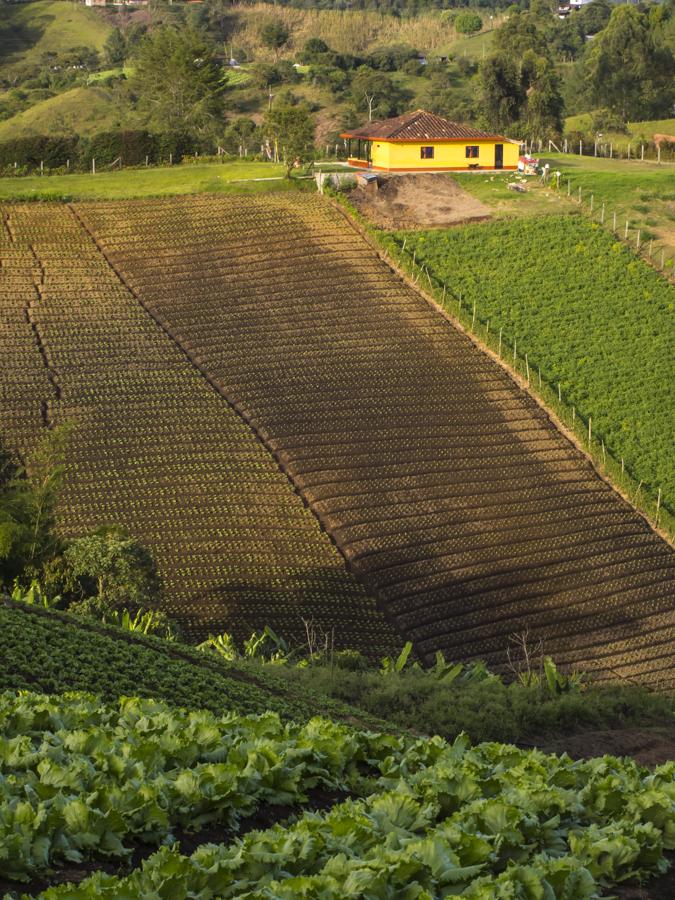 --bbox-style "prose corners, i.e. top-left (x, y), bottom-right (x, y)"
top-left (0, 86), bottom-right (135, 141)
top-left (0, 0), bottom-right (110, 69)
